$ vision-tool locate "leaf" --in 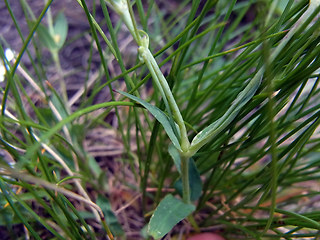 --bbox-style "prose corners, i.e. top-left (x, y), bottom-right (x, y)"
top-left (35, 12), bottom-right (68, 51)
top-left (174, 158), bottom-right (203, 201)
top-left (53, 12), bottom-right (68, 49)
top-left (70, 124), bottom-right (86, 145)
top-left (168, 144), bottom-right (181, 173)
top-left (277, 0), bottom-right (289, 13)
top-left (37, 107), bottom-right (56, 126)
top-left (0, 207), bottom-right (16, 226)
top-left (87, 155), bottom-right (103, 178)
top-left (117, 90), bottom-right (182, 150)
top-left (36, 24), bottom-right (59, 50)
top-left (96, 194), bottom-right (124, 236)
top-left (148, 194), bottom-right (195, 239)
top-left (190, 74), bottom-right (262, 153)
